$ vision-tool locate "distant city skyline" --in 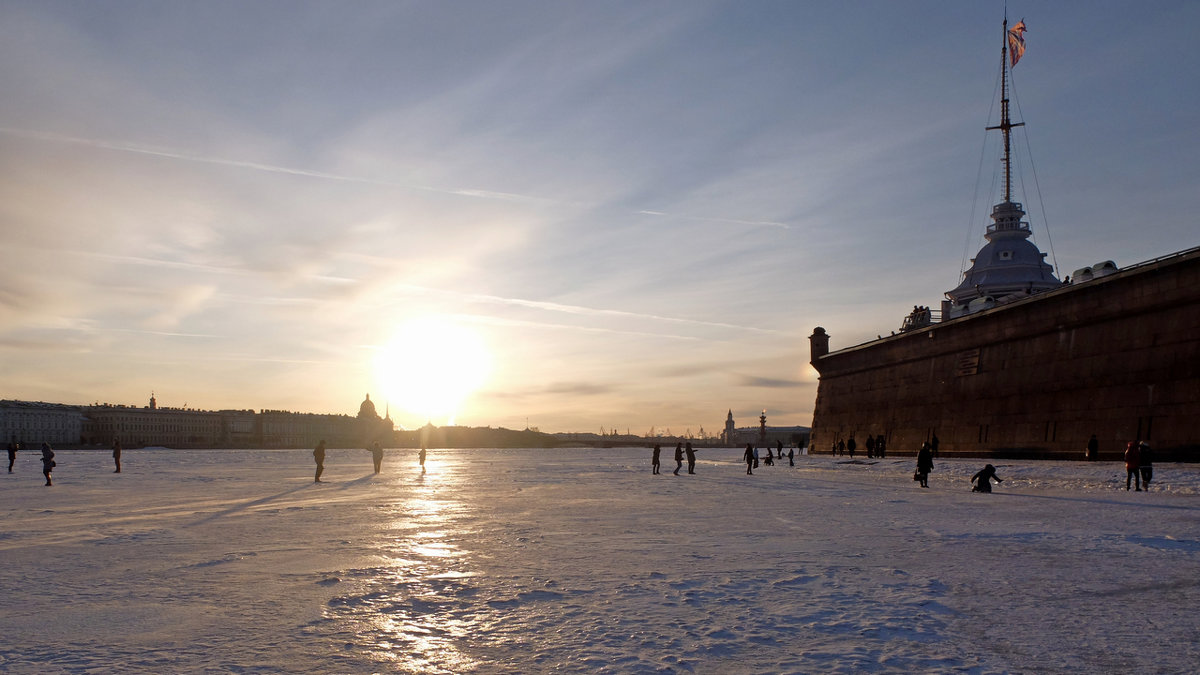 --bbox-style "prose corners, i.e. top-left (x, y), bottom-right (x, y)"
top-left (3, 2), bottom-right (1198, 432)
